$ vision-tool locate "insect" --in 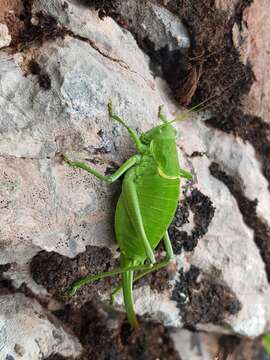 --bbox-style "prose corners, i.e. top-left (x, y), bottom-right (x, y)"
top-left (64, 101), bottom-right (192, 327)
